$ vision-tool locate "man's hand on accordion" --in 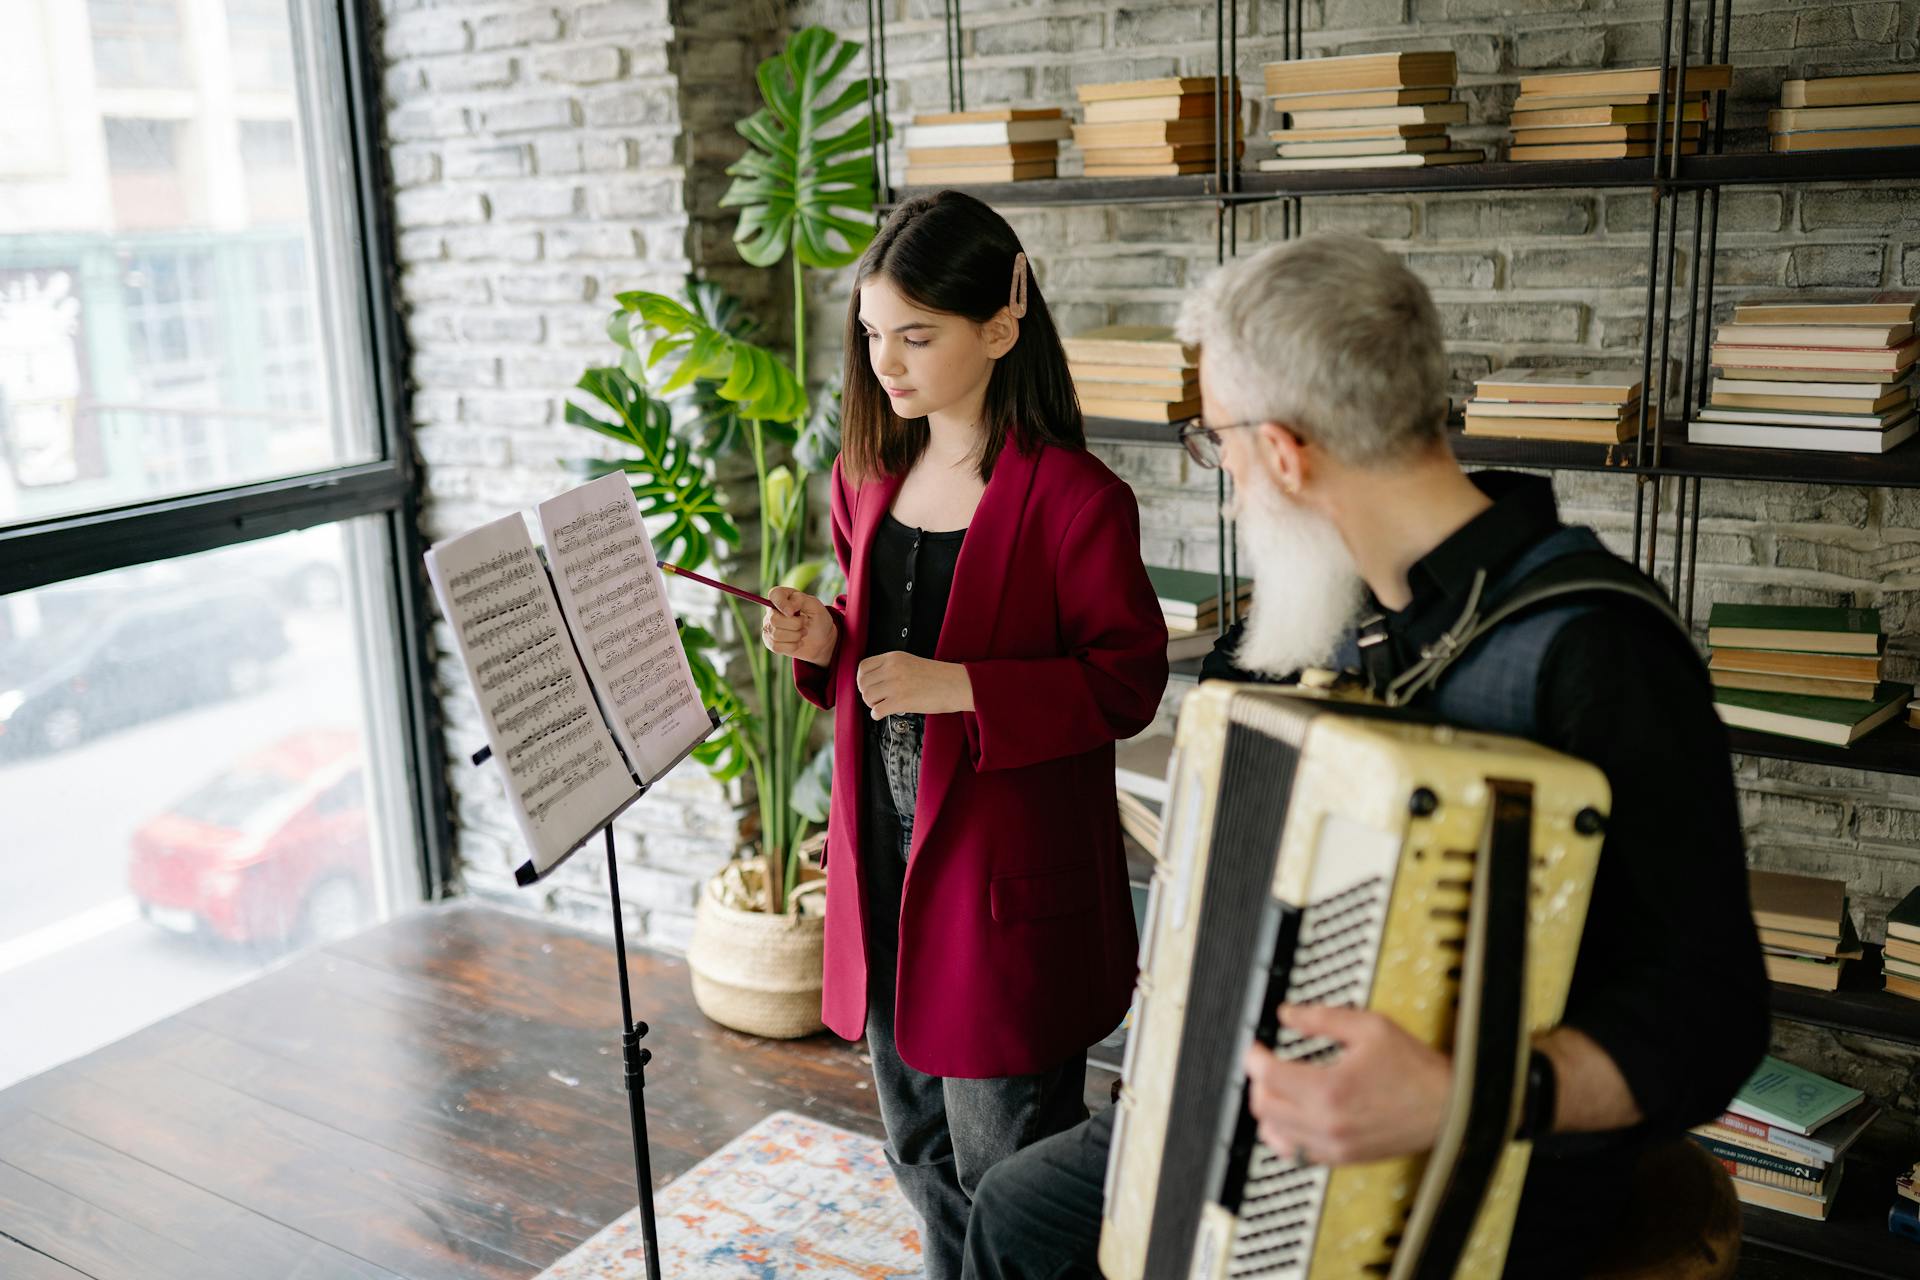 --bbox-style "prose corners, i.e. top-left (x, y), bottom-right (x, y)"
top-left (1241, 1002), bottom-right (1452, 1166)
